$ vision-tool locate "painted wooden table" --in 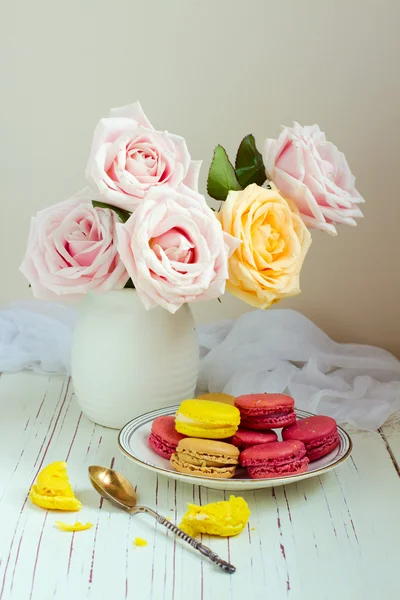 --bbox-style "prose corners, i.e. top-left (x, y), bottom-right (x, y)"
top-left (0, 372), bottom-right (399, 600)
